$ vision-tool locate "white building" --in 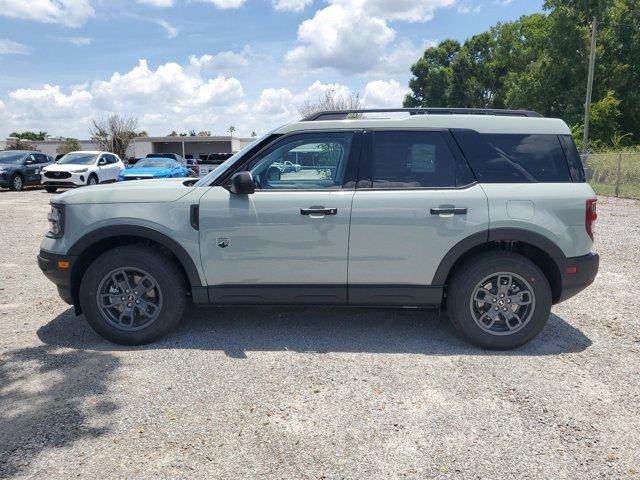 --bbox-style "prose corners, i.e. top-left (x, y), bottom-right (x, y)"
top-left (1, 135), bottom-right (254, 159)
